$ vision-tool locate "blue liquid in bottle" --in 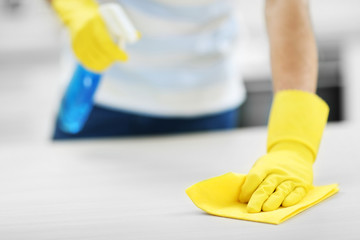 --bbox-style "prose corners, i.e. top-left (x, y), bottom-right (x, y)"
top-left (59, 64), bottom-right (102, 134)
